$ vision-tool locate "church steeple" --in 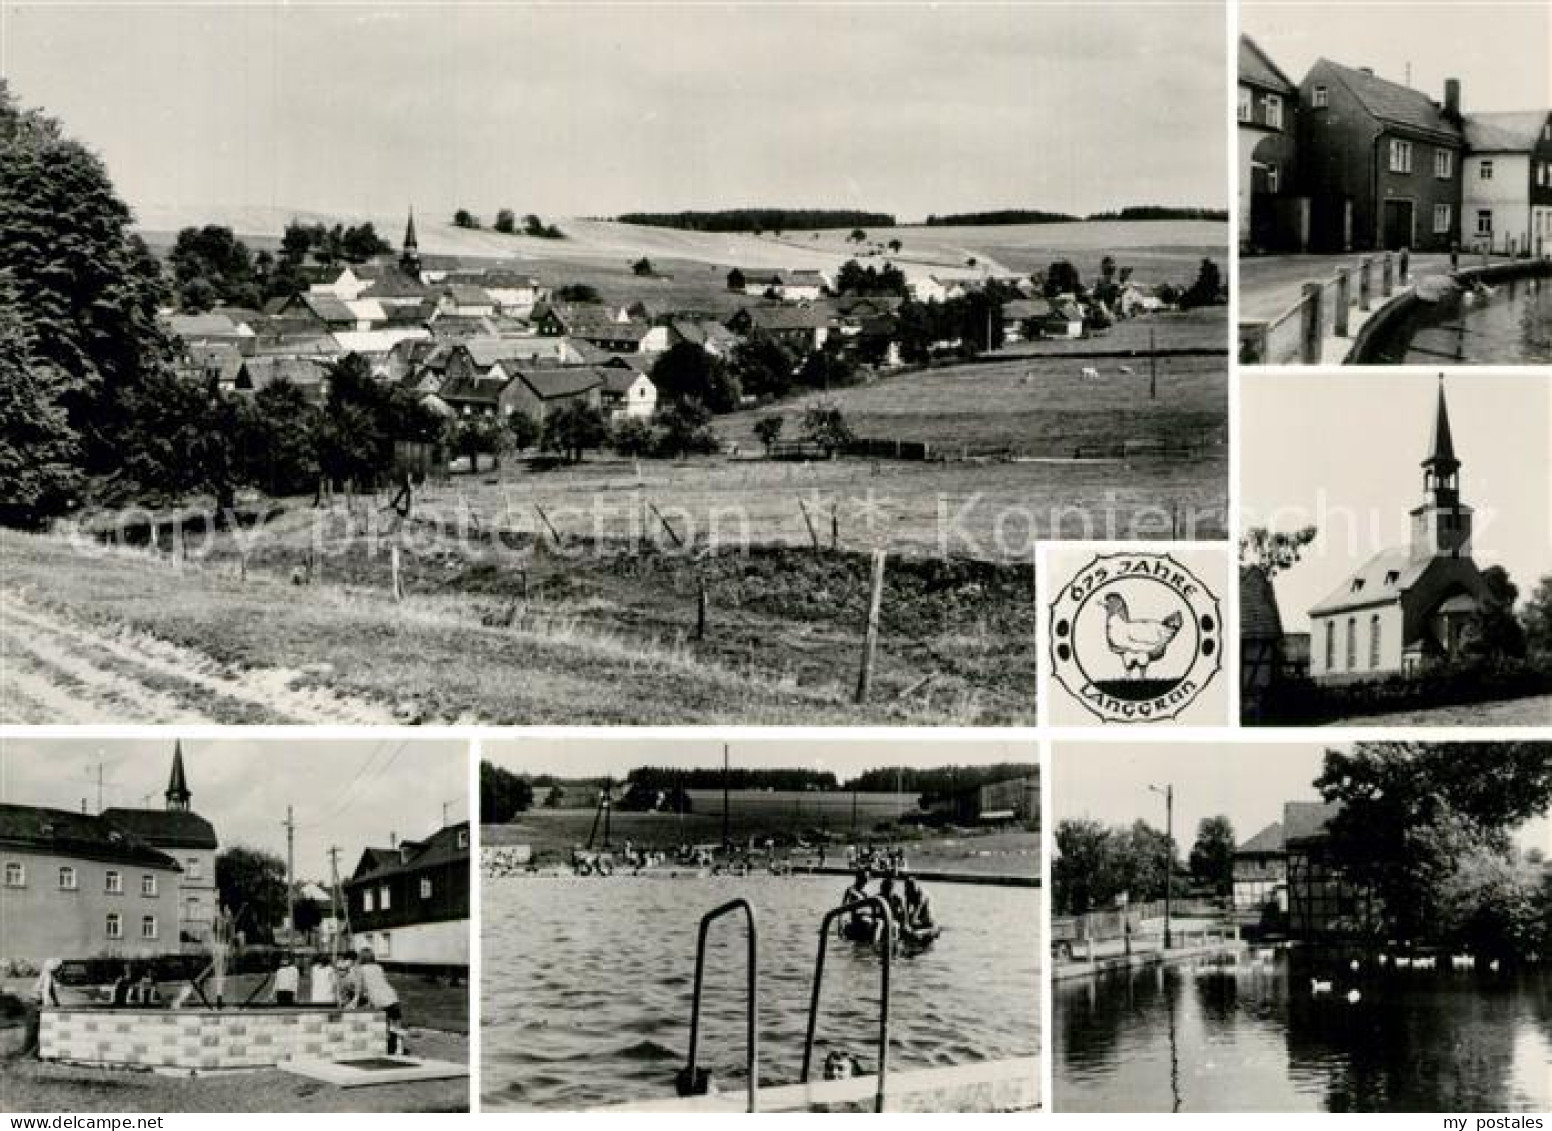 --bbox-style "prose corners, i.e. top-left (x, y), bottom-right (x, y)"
top-left (166, 739), bottom-right (191, 812)
top-left (399, 206), bottom-right (421, 278)
top-left (1411, 377), bottom-right (1471, 559)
